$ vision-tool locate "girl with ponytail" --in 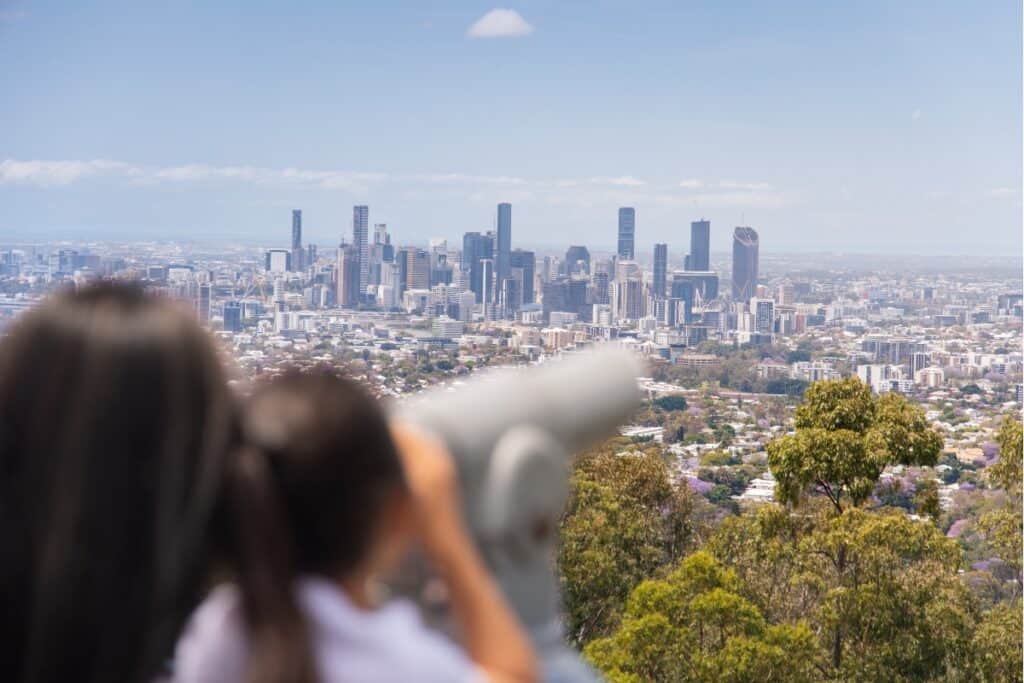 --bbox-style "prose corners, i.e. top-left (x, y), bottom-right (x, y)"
top-left (174, 370), bottom-right (537, 683)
